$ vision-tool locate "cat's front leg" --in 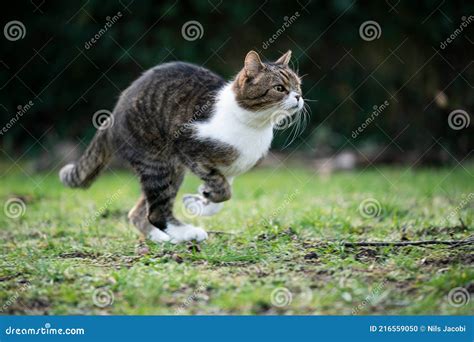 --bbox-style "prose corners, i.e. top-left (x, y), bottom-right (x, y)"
top-left (182, 174), bottom-right (231, 217)
top-left (183, 160), bottom-right (233, 203)
top-left (199, 176), bottom-right (232, 203)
